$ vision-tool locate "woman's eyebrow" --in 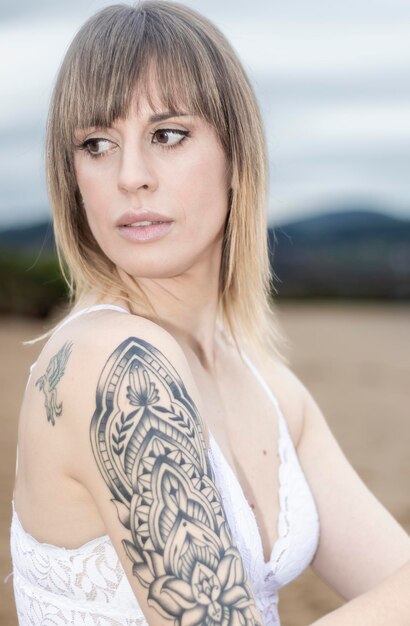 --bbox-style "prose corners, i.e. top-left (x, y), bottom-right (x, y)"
top-left (149, 111), bottom-right (190, 123)
top-left (74, 112), bottom-right (192, 135)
